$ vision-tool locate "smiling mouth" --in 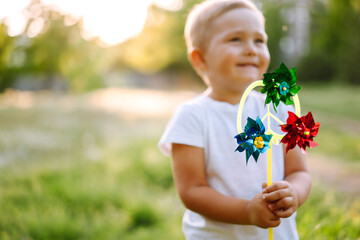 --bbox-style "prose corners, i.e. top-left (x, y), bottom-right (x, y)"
top-left (237, 63), bottom-right (257, 68)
